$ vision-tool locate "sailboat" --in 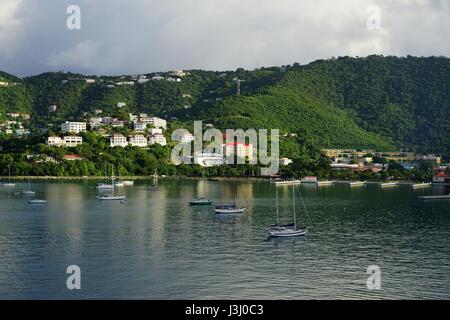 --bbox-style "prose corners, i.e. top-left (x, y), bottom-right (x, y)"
top-left (189, 173), bottom-right (212, 206)
top-left (146, 170), bottom-right (160, 192)
top-left (97, 165), bottom-right (126, 201)
top-left (28, 199), bottom-right (47, 204)
top-left (0, 165), bottom-right (16, 187)
top-left (214, 185), bottom-right (247, 214)
top-left (268, 185), bottom-right (307, 237)
top-left (22, 178), bottom-right (36, 195)
top-left (97, 164), bottom-right (113, 190)
top-left (115, 171), bottom-right (124, 187)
